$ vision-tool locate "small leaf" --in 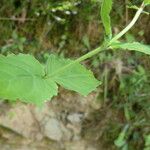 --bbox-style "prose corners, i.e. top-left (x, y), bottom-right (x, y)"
top-left (145, 134), bottom-right (150, 147)
top-left (100, 0), bottom-right (113, 38)
top-left (0, 54), bottom-right (58, 106)
top-left (144, 0), bottom-right (150, 5)
top-left (46, 54), bottom-right (100, 96)
top-left (114, 125), bottom-right (129, 148)
top-left (110, 42), bottom-right (150, 55)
